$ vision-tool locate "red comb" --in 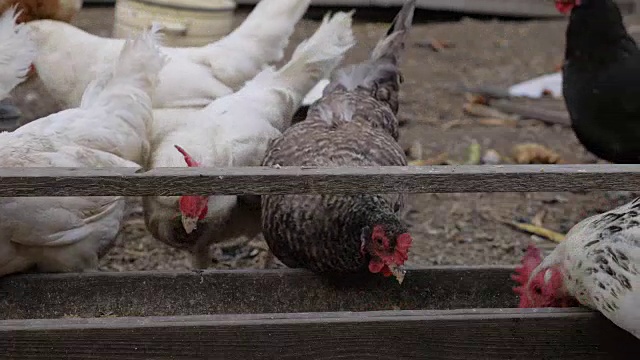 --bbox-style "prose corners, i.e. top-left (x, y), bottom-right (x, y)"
top-left (394, 233), bottom-right (412, 263)
top-left (174, 145), bottom-right (200, 167)
top-left (511, 245), bottom-right (542, 284)
top-left (555, 0), bottom-right (580, 14)
top-left (396, 233), bottom-right (412, 251)
top-left (511, 245), bottom-right (543, 307)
